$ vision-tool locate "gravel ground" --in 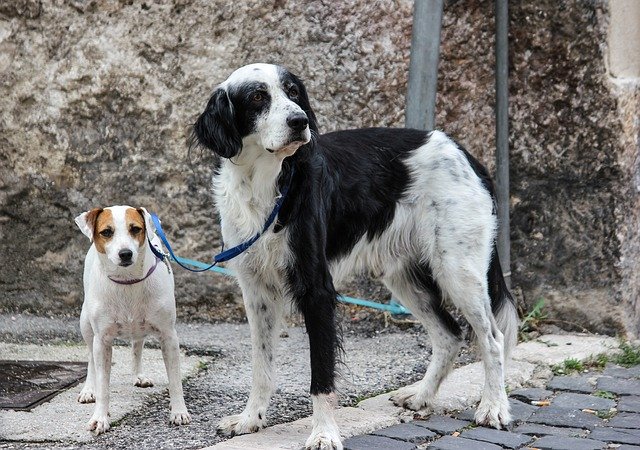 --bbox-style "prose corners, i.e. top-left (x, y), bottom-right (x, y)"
top-left (0, 313), bottom-right (476, 449)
